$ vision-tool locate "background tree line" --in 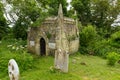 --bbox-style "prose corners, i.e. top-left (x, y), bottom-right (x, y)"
top-left (1, 0), bottom-right (68, 40)
top-left (0, 0), bottom-right (120, 39)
